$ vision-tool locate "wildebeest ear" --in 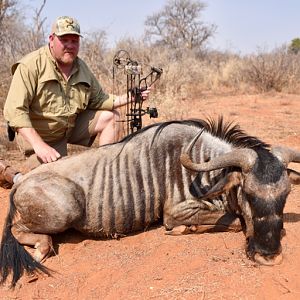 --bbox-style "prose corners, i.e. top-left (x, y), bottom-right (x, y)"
top-left (287, 168), bottom-right (300, 185)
